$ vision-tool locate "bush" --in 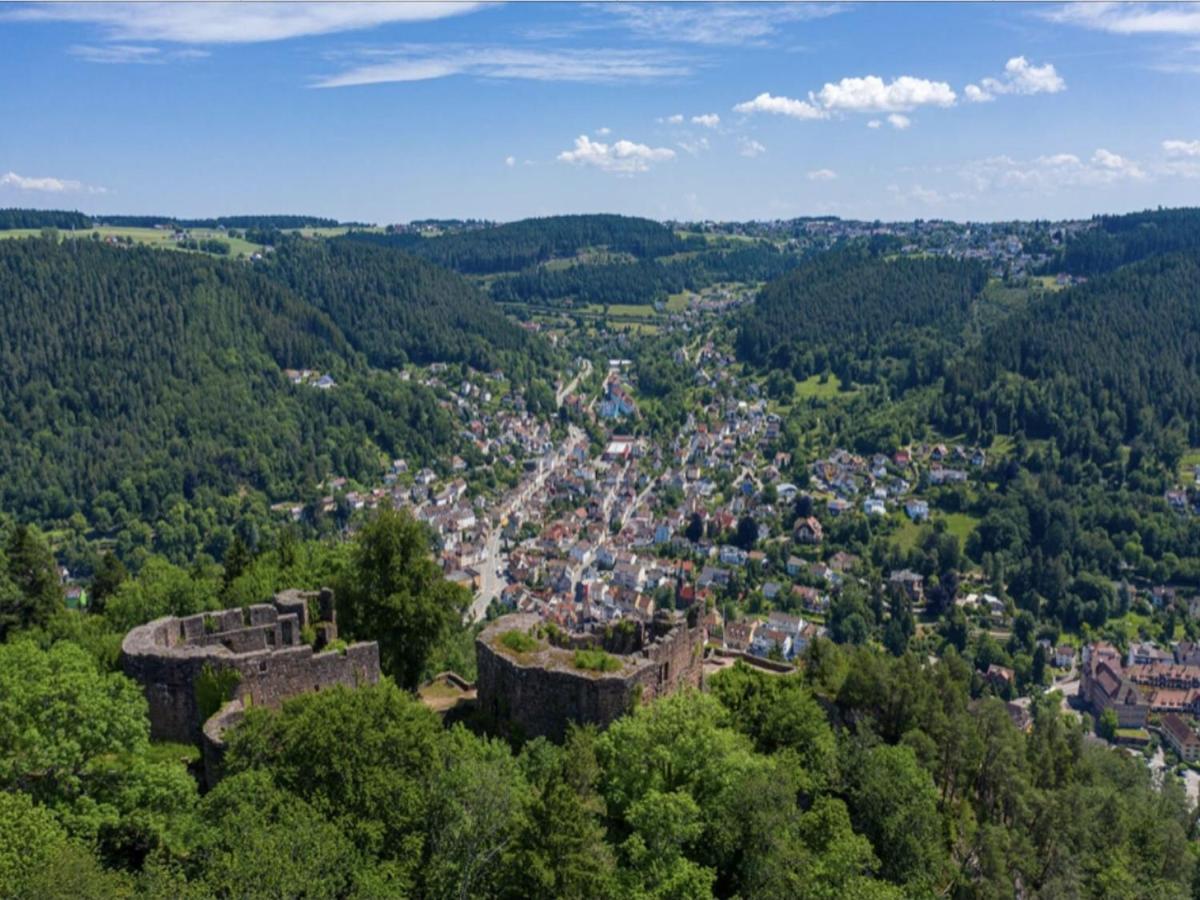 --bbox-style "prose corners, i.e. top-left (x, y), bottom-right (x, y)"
top-left (499, 629), bottom-right (539, 654)
top-left (573, 648), bottom-right (621, 673)
top-left (195, 664), bottom-right (241, 721)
